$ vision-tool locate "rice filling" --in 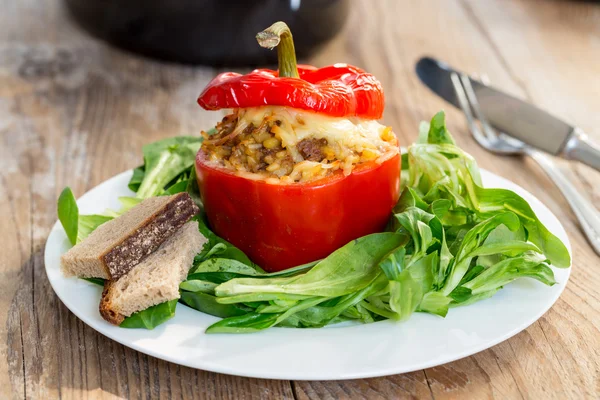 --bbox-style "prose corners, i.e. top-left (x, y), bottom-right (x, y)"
top-left (200, 106), bottom-right (398, 183)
